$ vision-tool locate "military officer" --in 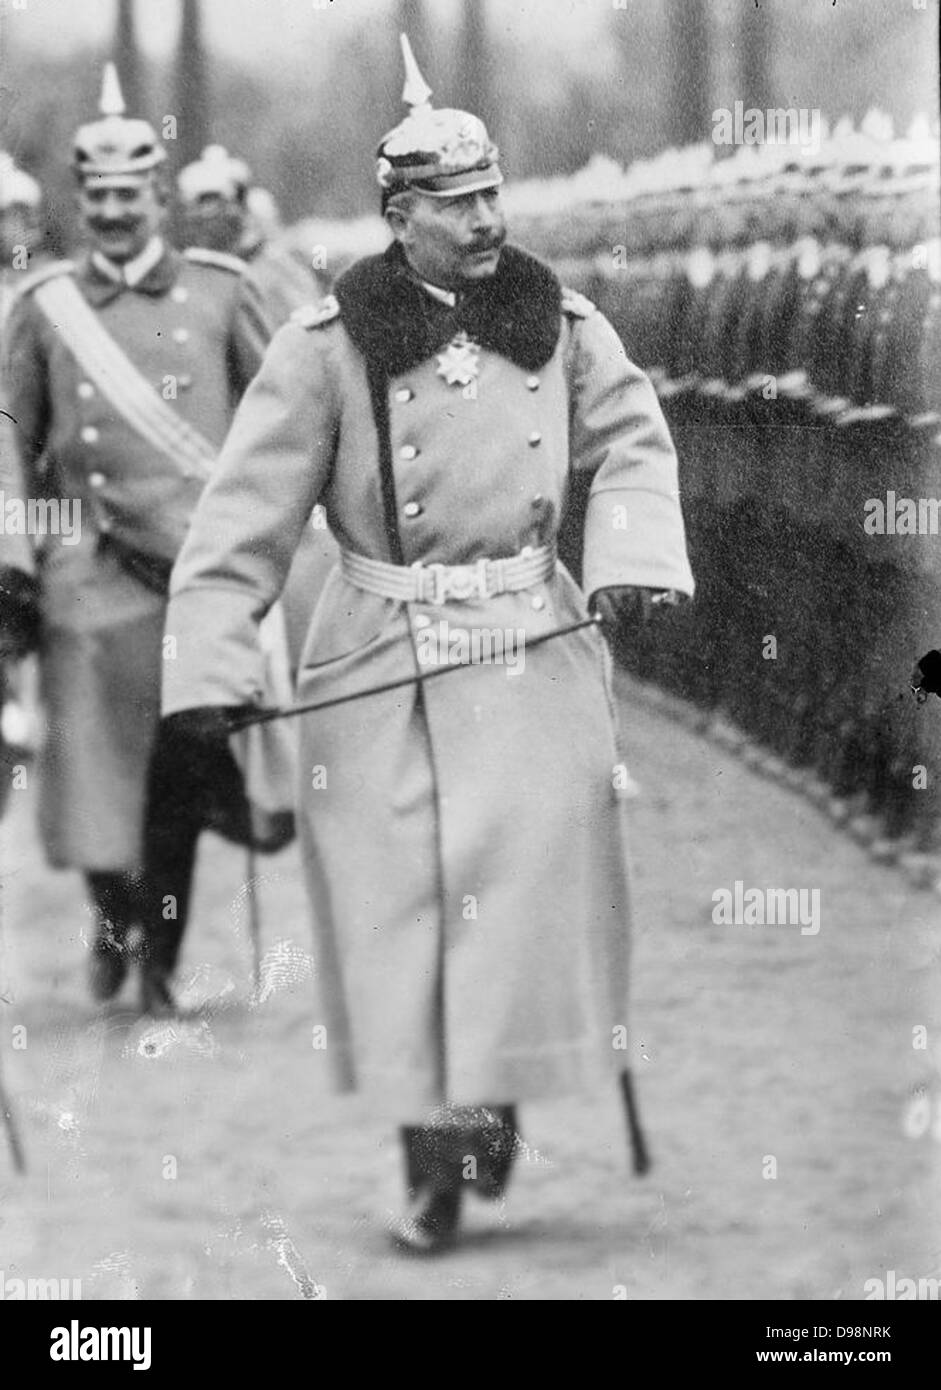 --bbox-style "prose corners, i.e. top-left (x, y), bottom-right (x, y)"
top-left (0, 65), bottom-right (273, 1015)
top-left (162, 37), bottom-right (694, 1251)
top-left (177, 144), bottom-right (325, 326)
top-left (0, 153), bottom-right (47, 324)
